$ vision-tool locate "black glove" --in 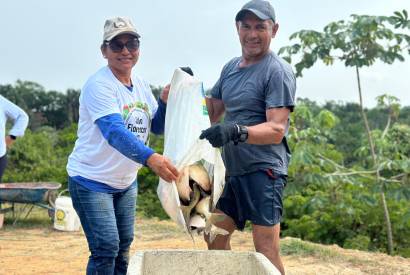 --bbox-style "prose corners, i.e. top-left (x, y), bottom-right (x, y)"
top-left (180, 66), bottom-right (194, 76)
top-left (199, 123), bottom-right (239, 147)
